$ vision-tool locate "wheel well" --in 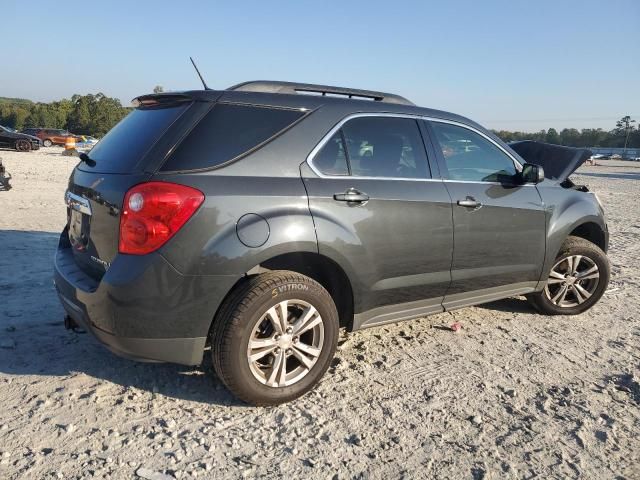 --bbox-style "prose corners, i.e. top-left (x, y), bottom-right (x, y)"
top-left (259, 252), bottom-right (355, 331)
top-left (569, 222), bottom-right (606, 251)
